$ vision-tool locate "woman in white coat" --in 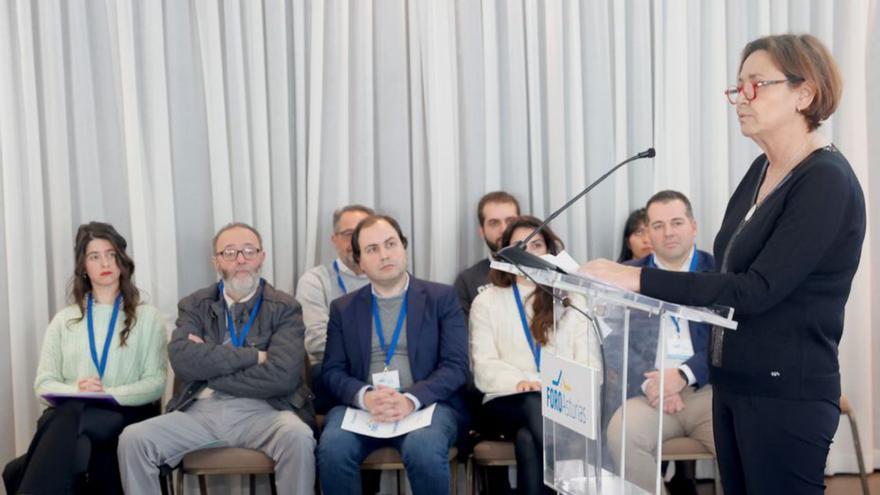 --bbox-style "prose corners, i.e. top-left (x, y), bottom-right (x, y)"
top-left (470, 215), bottom-right (600, 495)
